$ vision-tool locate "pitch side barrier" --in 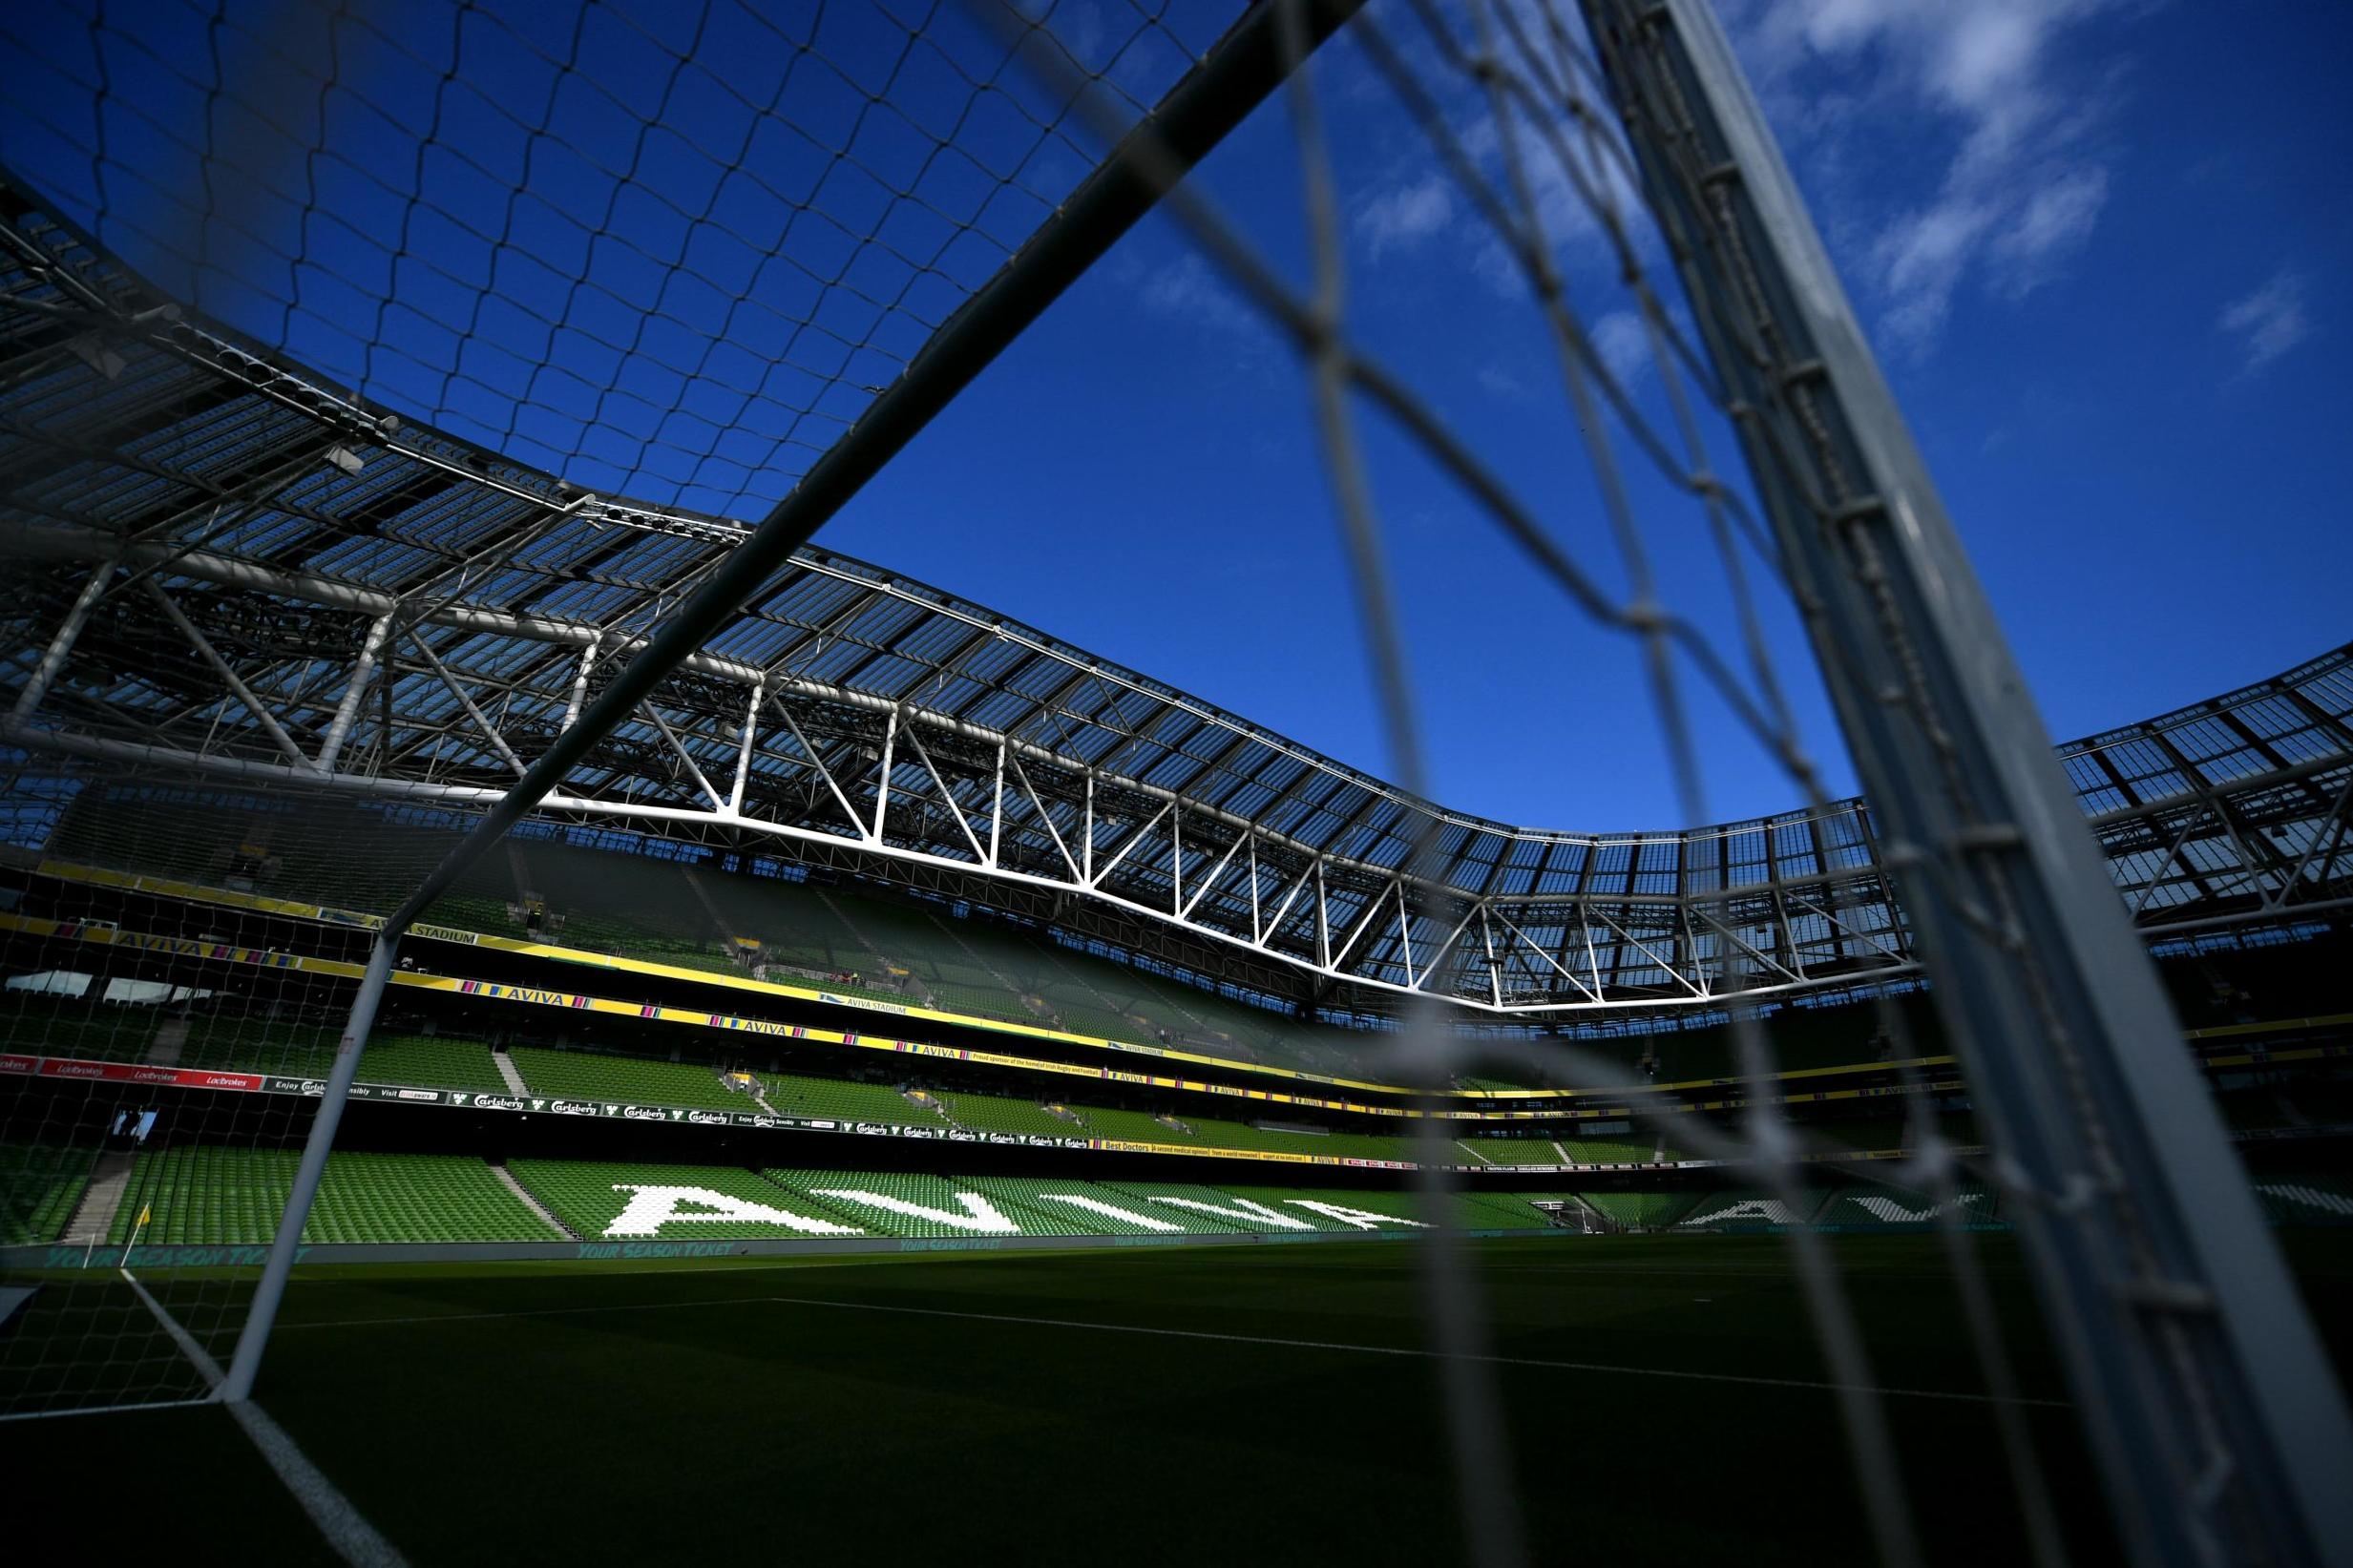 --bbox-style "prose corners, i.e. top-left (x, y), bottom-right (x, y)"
top-left (19, 1205), bottom-right (2348, 1272)
top-left (22, 1041), bottom-right (2342, 1178)
top-left (0, 1225), bottom-right (1573, 1273)
top-left (31, 1194), bottom-right (2352, 1270)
